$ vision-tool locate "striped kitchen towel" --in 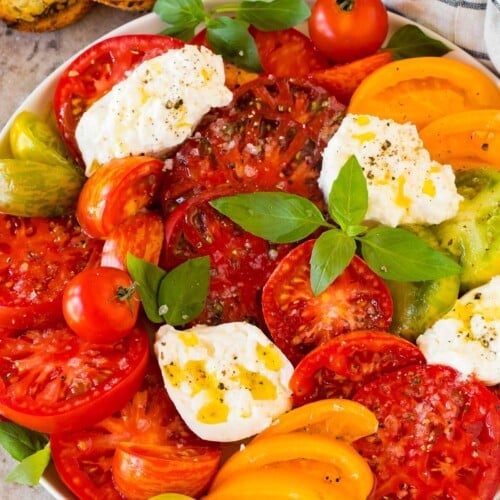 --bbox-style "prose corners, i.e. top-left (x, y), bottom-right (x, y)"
top-left (383, 0), bottom-right (500, 75)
